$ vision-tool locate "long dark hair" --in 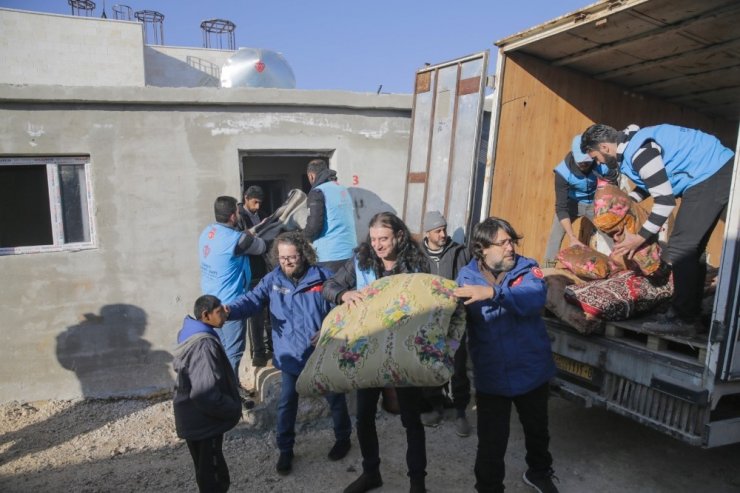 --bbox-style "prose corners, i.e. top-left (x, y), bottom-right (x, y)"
top-left (356, 212), bottom-right (429, 275)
